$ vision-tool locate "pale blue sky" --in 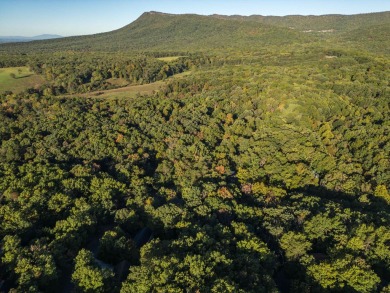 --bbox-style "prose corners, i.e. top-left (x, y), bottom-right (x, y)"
top-left (0, 0), bottom-right (389, 37)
